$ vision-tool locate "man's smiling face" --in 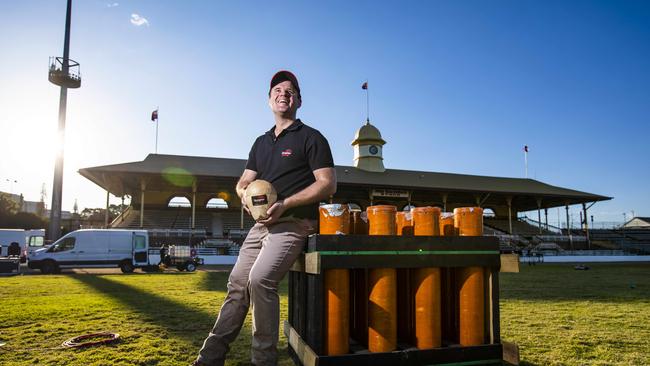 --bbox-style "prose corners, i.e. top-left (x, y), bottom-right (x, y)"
top-left (269, 80), bottom-right (301, 117)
